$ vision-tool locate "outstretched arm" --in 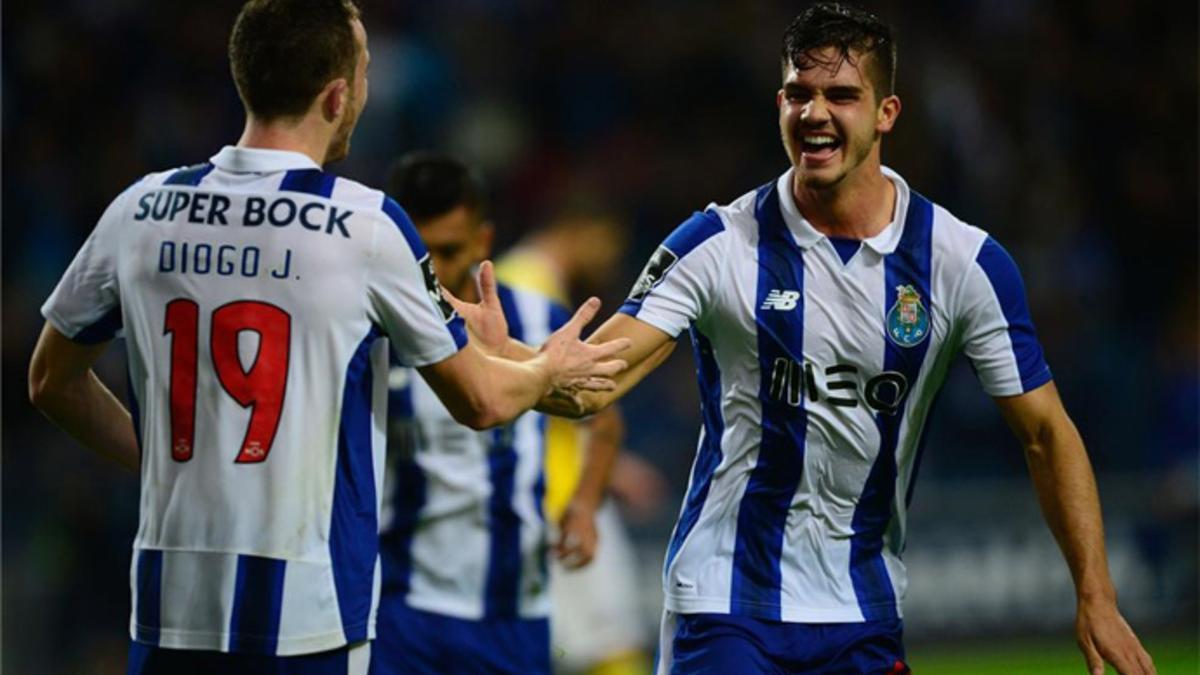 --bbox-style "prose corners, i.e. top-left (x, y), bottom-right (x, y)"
top-left (535, 313), bottom-right (676, 418)
top-left (419, 297), bottom-right (630, 430)
top-left (29, 322), bottom-right (139, 472)
top-left (995, 382), bottom-right (1155, 675)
